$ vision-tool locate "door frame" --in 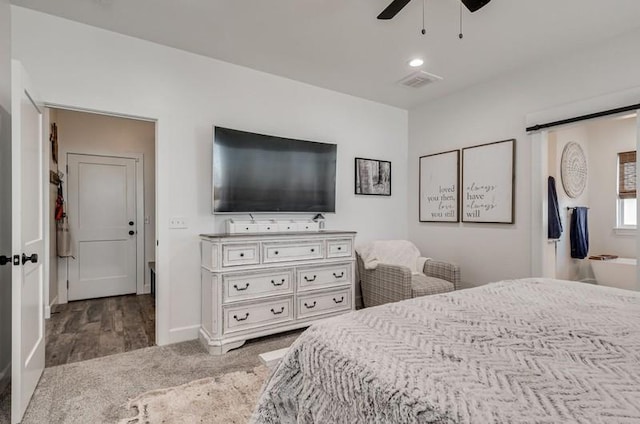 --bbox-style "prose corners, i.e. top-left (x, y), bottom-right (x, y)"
top-left (64, 151), bottom-right (146, 300)
top-left (41, 102), bottom-right (166, 346)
